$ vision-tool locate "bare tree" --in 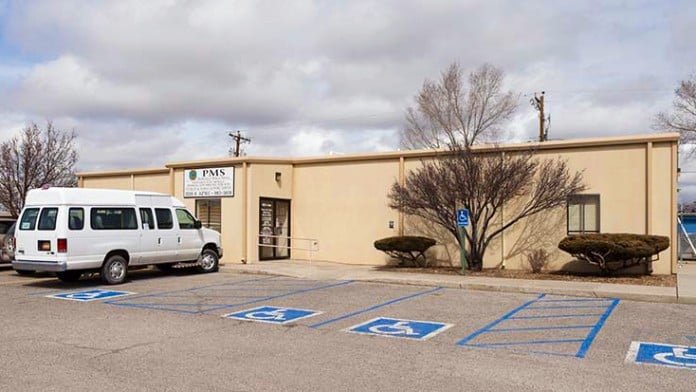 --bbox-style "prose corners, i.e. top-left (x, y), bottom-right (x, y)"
top-left (388, 147), bottom-right (585, 270)
top-left (401, 63), bottom-right (519, 149)
top-left (655, 75), bottom-right (696, 142)
top-left (0, 122), bottom-right (78, 217)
